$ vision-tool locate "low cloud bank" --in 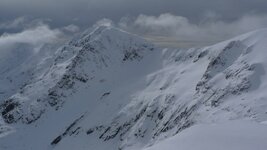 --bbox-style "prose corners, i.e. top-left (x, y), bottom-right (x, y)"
top-left (0, 18), bottom-right (80, 68)
top-left (117, 13), bottom-right (267, 42)
top-left (0, 17), bottom-right (80, 57)
top-left (0, 25), bottom-right (62, 50)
